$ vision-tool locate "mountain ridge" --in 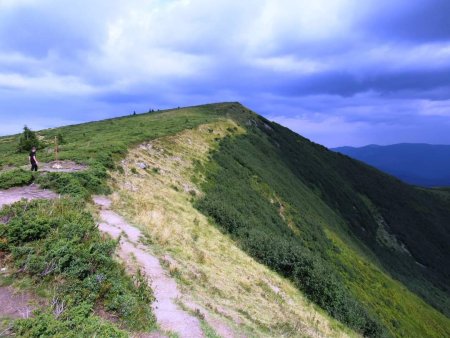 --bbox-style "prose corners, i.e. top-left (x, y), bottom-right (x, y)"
top-left (332, 143), bottom-right (450, 187)
top-left (0, 102), bottom-right (449, 337)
